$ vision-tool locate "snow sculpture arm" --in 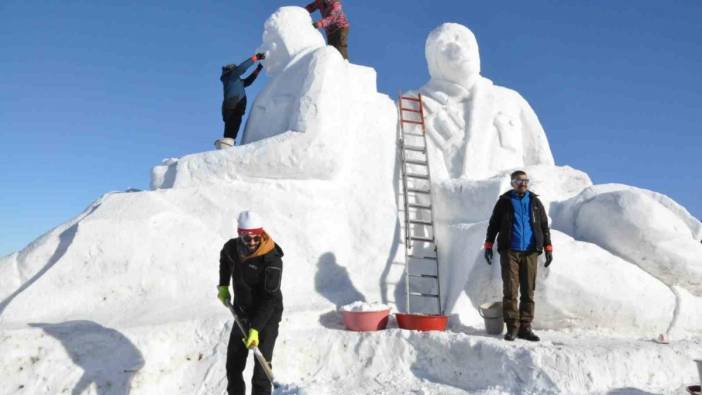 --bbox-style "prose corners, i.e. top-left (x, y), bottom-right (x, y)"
top-left (518, 96), bottom-right (554, 166)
